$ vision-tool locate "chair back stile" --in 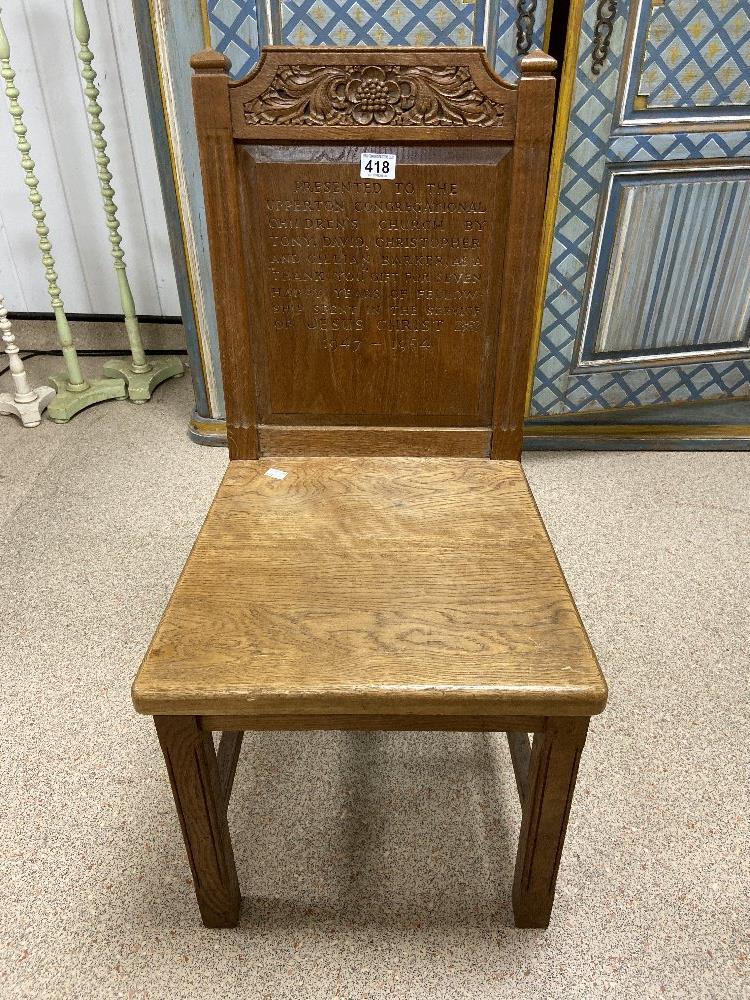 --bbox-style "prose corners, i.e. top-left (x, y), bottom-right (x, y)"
top-left (190, 46), bottom-right (556, 461)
